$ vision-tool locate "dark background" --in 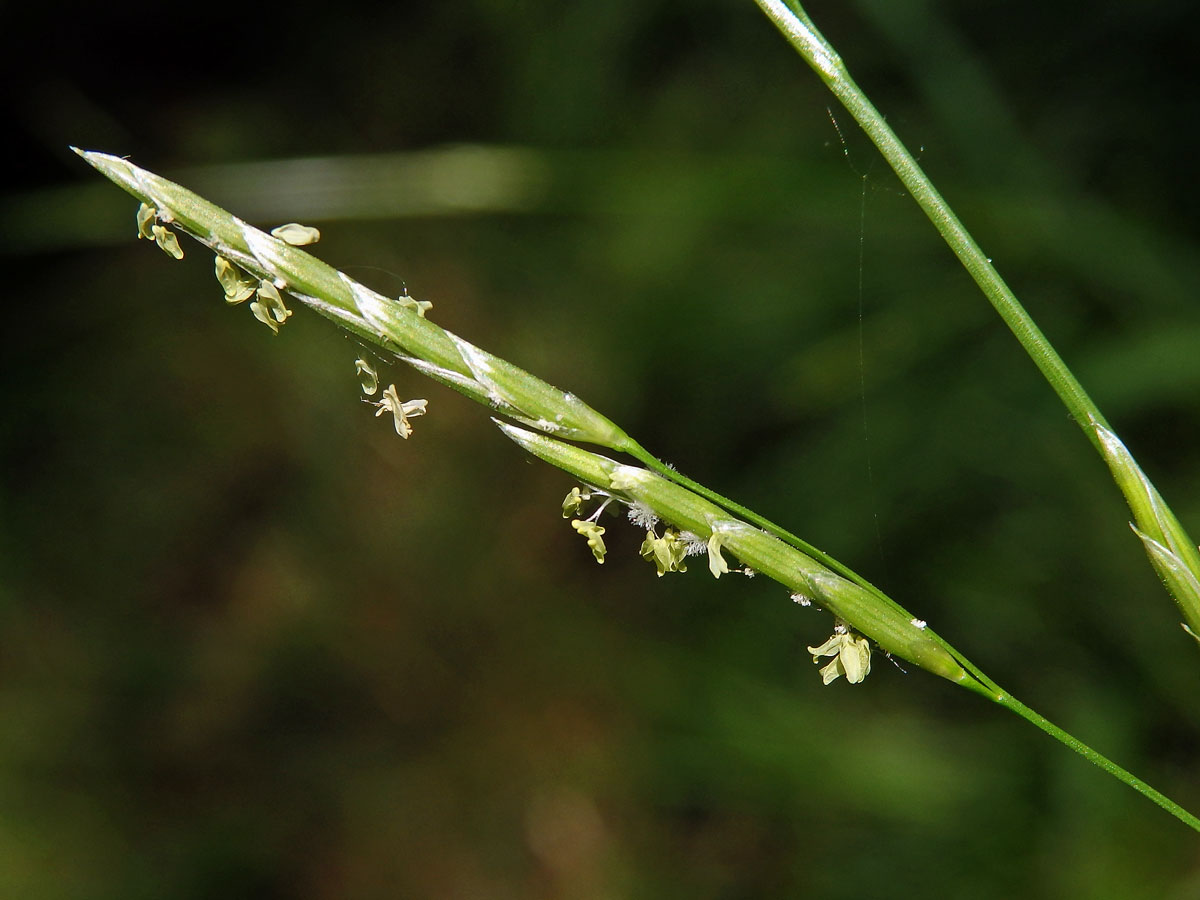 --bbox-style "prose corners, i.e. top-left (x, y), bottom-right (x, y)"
top-left (3, 1), bottom-right (1200, 897)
